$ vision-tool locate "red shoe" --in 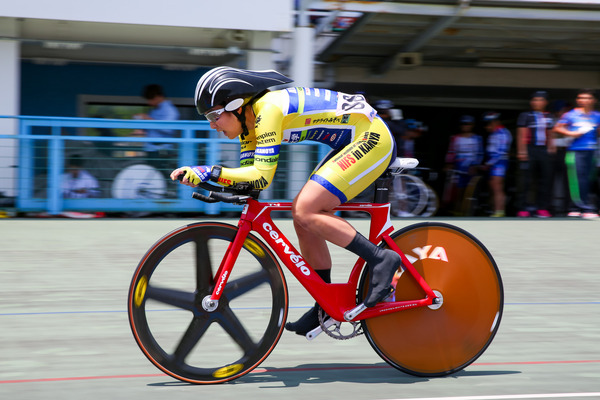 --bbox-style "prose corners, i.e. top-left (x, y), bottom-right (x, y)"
top-left (536, 209), bottom-right (551, 218)
top-left (517, 211), bottom-right (530, 217)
